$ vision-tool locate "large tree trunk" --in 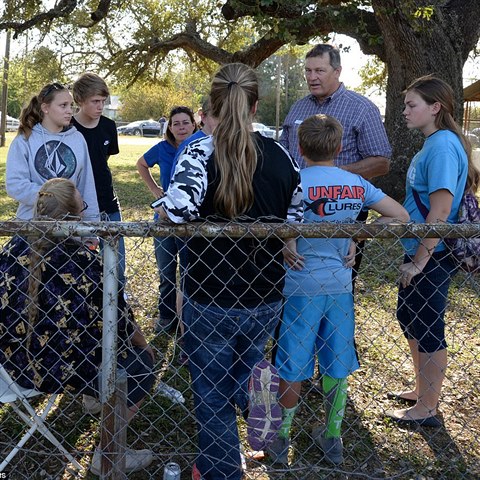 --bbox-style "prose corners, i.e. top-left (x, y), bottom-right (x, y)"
top-left (372, 0), bottom-right (477, 200)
